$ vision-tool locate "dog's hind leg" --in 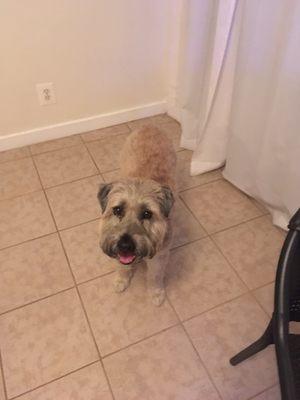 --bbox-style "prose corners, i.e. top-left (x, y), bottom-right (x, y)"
top-left (146, 249), bottom-right (169, 306)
